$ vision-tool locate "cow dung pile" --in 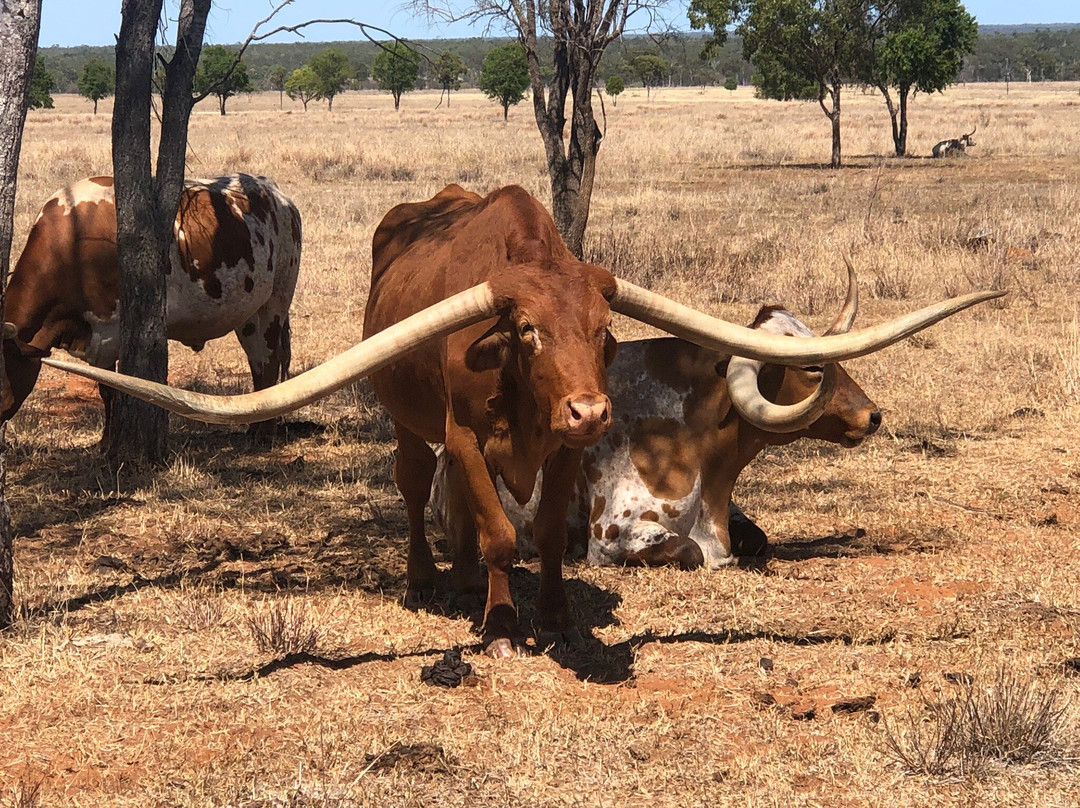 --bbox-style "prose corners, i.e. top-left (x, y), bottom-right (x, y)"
top-left (421, 649), bottom-right (474, 688)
